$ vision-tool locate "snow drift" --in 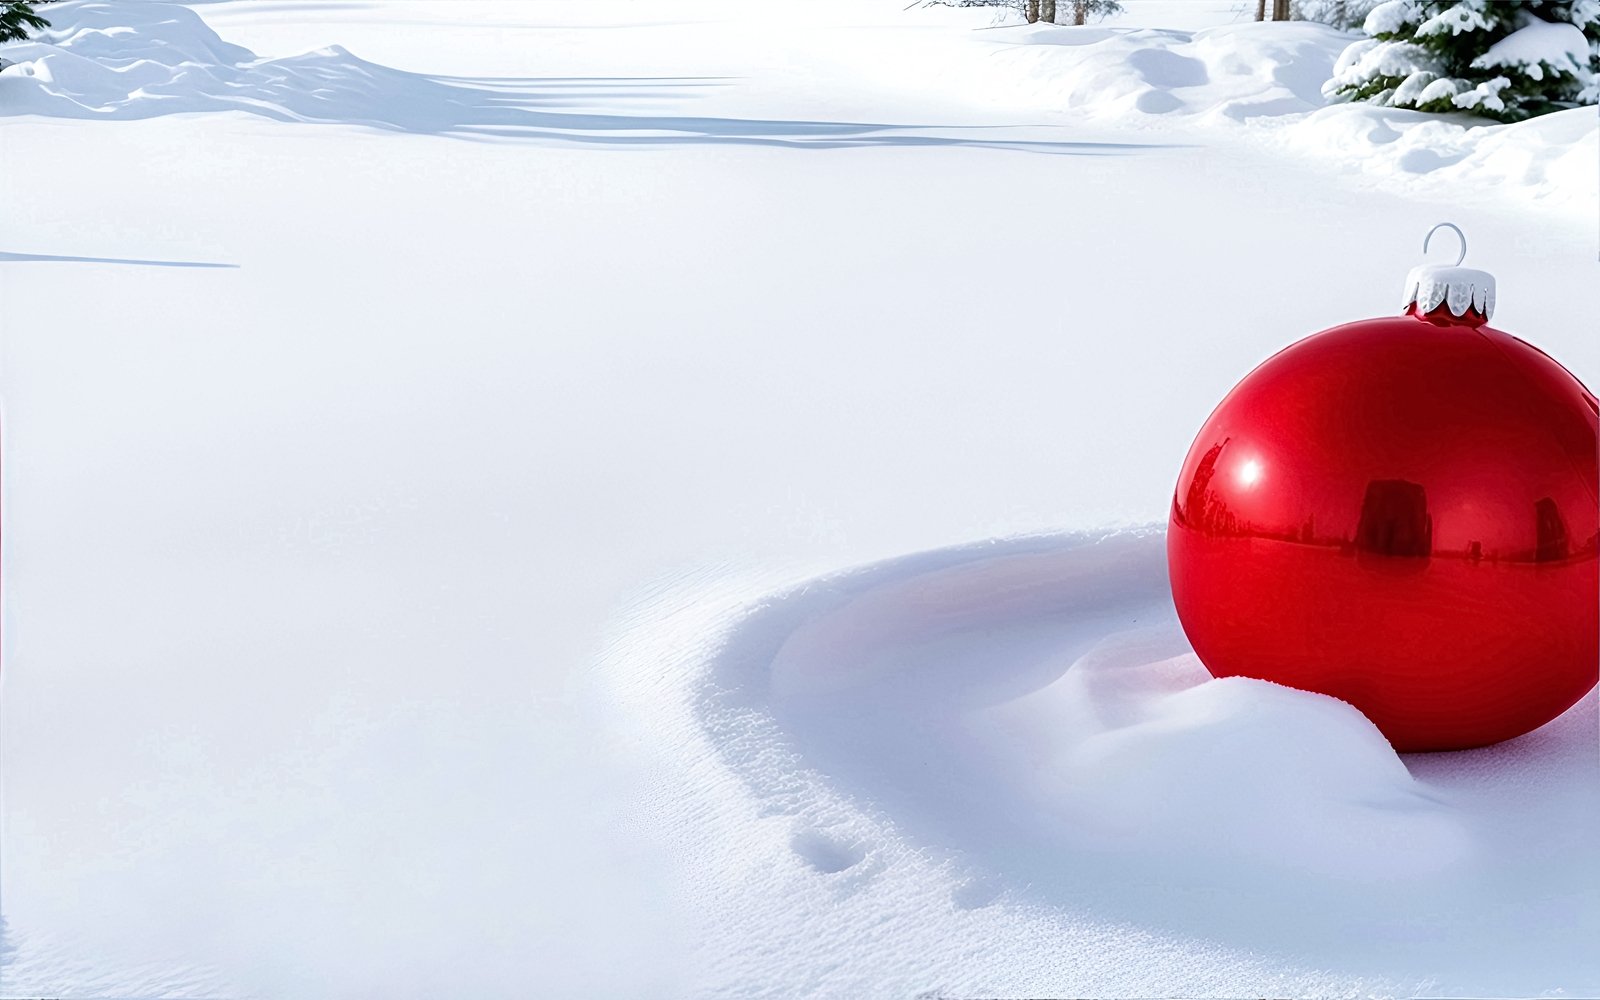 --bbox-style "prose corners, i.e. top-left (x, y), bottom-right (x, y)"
top-left (613, 528), bottom-right (1599, 996)
top-left (964, 19), bottom-right (1596, 209)
top-left (0, 2), bottom-right (431, 125)
top-left (974, 22), bottom-right (1344, 121)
